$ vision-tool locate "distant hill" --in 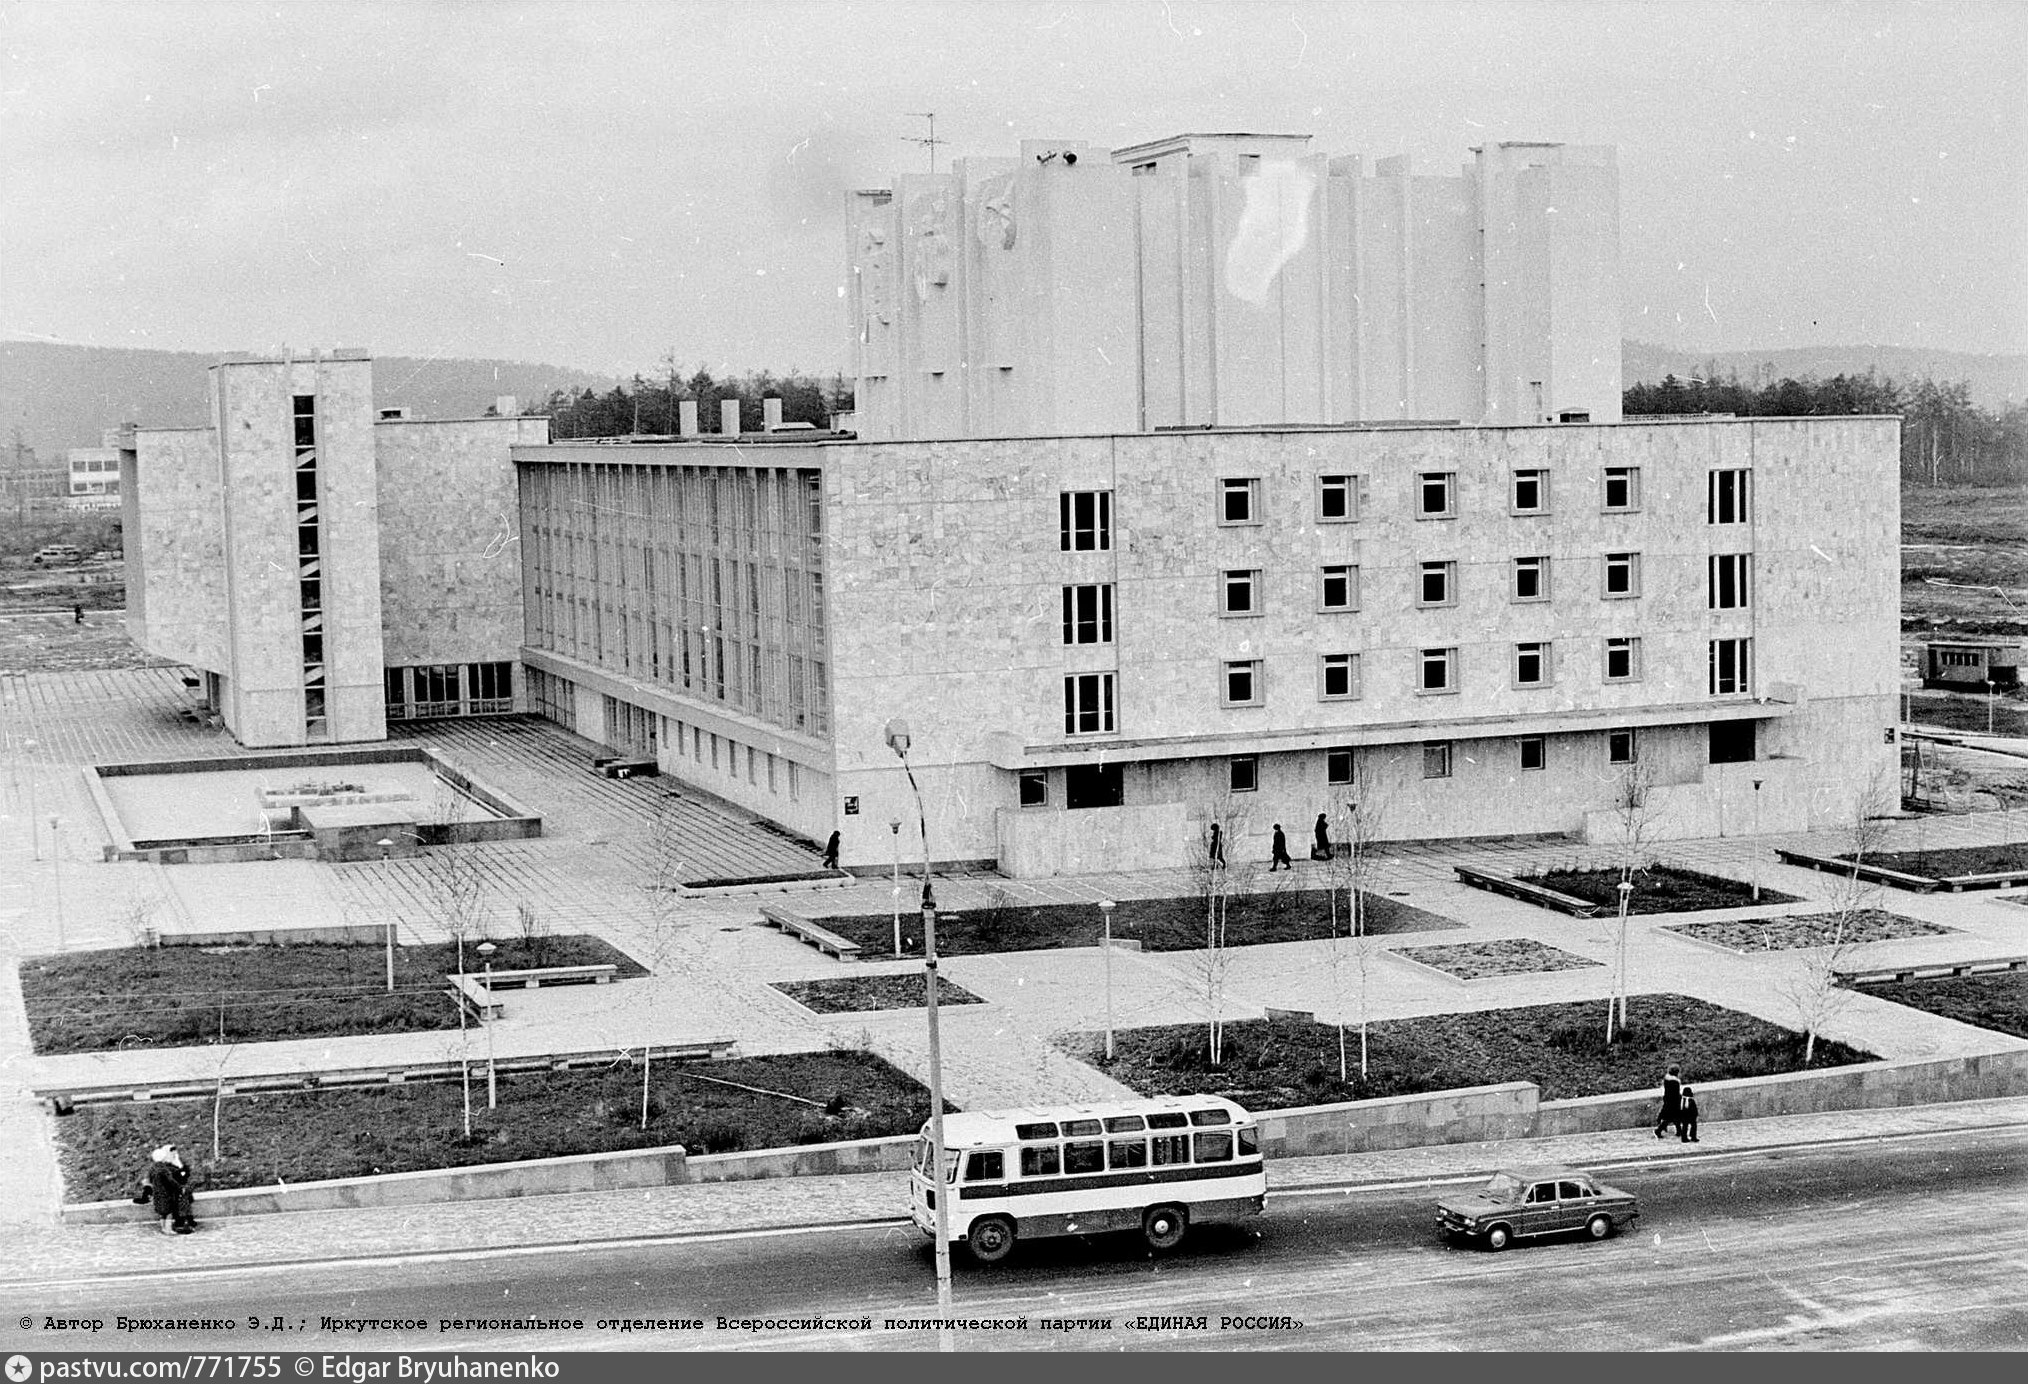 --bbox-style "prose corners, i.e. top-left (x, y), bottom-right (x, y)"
top-left (0, 341), bottom-right (618, 457)
top-left (1624, 341), bottom-right (2028, 410)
